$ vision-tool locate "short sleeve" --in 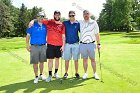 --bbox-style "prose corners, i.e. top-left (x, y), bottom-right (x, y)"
top-left (94, 21), bottom-right (99, 34)
top-left (43, 19), bottom-right (49, 25)
top-left (26, 27), bottom-right (33, 35)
